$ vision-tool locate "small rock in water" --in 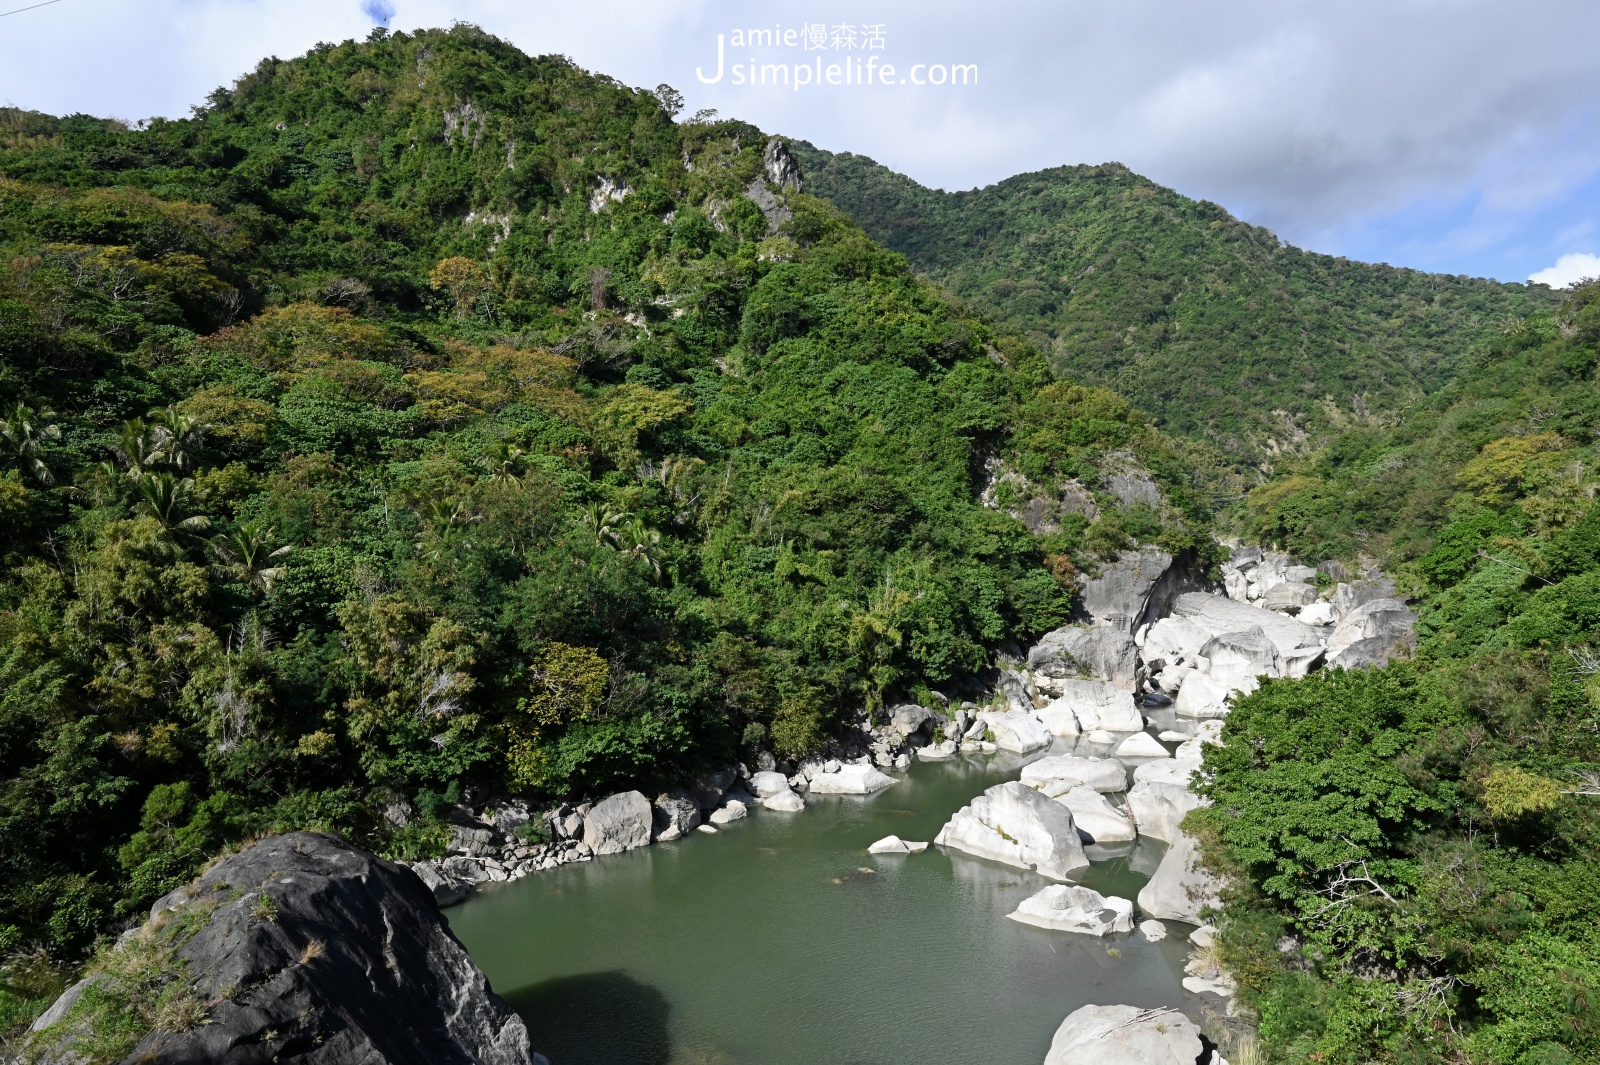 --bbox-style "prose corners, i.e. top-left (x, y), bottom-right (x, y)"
top-left (1137, 919), bottom-right (1167, 941)
top-left (1007, 884), bottom-right (1134, 936)
top-left (761, 790), bottom-right (806, 812)
top-left (695, 823), bottom-right (719, 834)
top-left (1043, 1003), bottom-right (1203, 1065)
top-left (708, 799), bottom-right (748, 825)
top-left (1113, 732), bottom-right (1169, 759)
top-left (1157, 730), bottom-right (1190, 742)
top-left (1084, 729), bottom-right (1116, 744)
top-left (868, 834), bottom-right (911, 854)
